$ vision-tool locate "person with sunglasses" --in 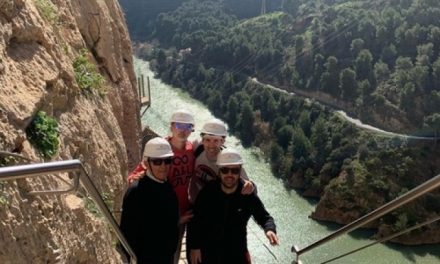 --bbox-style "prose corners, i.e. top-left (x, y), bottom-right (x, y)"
top-left (189, 118), bottom-right (255, 205)
top-left (188, 149), bottom-right (279, 264)
top-left (166, 109), bottom-right (196, 264)
top-left (120, 137), bottom-right (178, 264)
top-left (127, 109), bottom-right (196, 263)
